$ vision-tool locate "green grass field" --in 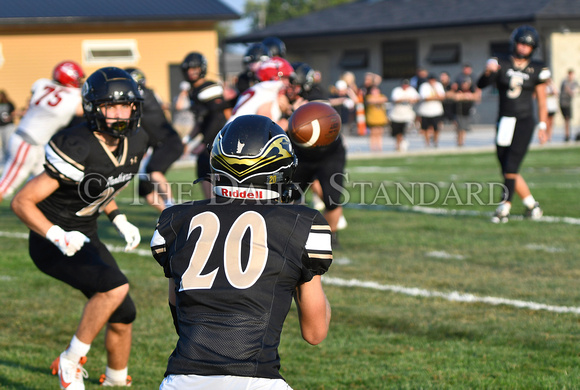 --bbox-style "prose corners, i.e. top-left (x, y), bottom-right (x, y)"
top-left (1, 145), bottom-right (579, 389)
